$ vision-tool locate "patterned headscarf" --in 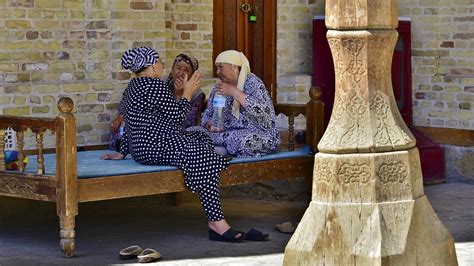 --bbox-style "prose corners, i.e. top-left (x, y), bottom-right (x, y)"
top-left (121, 47), bottom-right (159, 73)
top-left (215, 50), bottom-right (251, 118)
top-left (173, 53), bottom-right (199, 73)
top-left (166, 54), bottom-right (199, 91)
